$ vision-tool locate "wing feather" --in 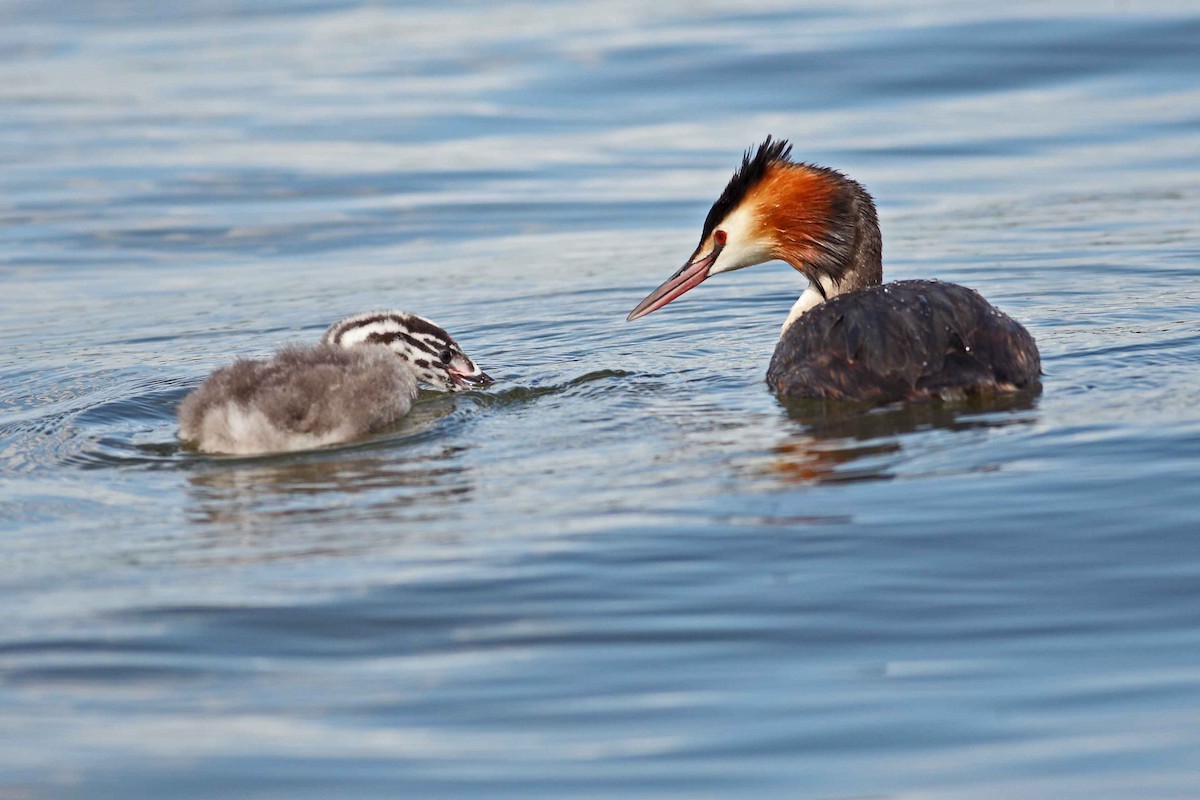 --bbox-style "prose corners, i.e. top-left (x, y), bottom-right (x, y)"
top-left (766, 280), bottom-right (1040, 402)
